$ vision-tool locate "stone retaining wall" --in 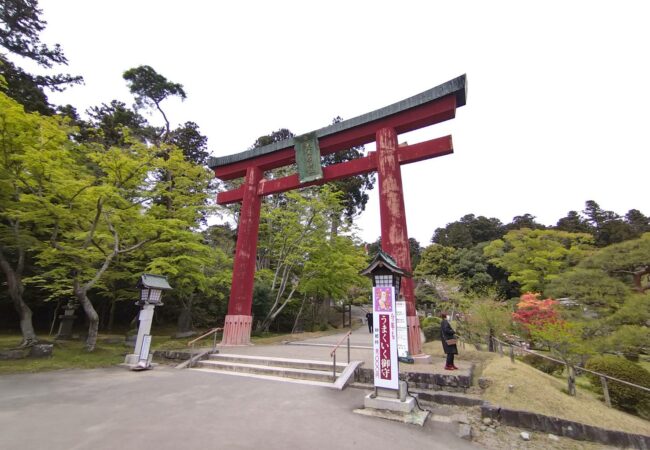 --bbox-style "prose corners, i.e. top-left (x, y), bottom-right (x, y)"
top-left (0, 344), bottom-right (53, 360)
top-left (152, 350), bottom-right (192, 361)
top-left (417, 391), bottom-right (484, 407)
top-left (481, 403), bottom-right (650, 450)
top-left (354, 367), bottom-right (471, 393)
